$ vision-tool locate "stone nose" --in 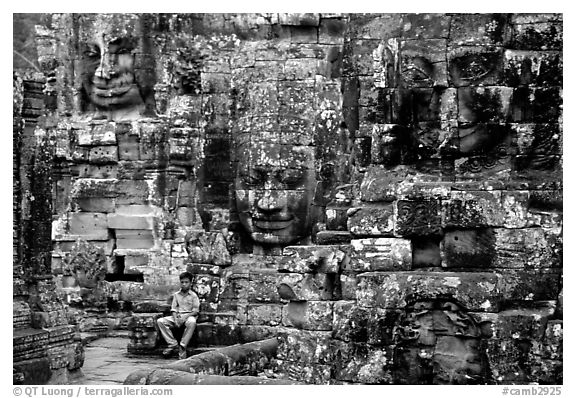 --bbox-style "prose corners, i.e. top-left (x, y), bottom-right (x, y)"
top-left (95, 52), bottom-right (116, 79)
top-left (256, 190), bottom-right (285, 212)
